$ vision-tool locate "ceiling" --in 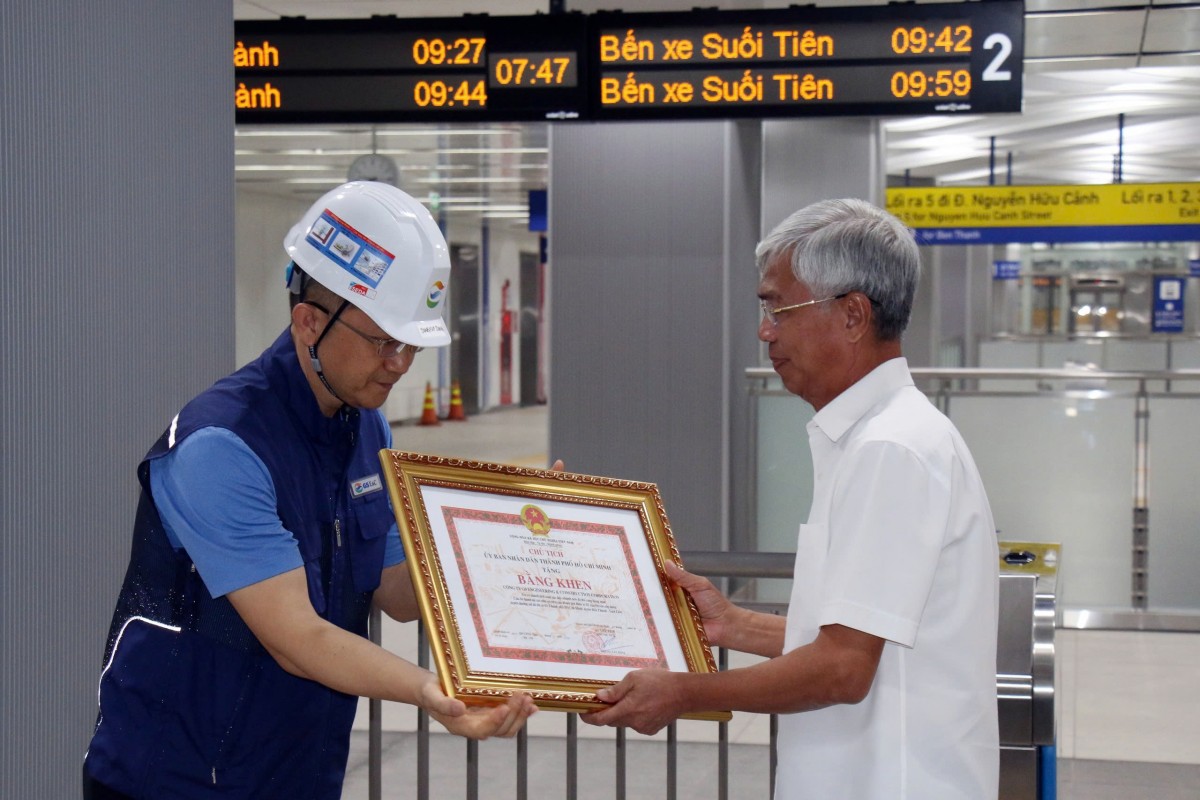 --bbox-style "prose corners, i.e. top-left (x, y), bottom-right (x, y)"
top-left (233, 0), bottom-right (1200, 227)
